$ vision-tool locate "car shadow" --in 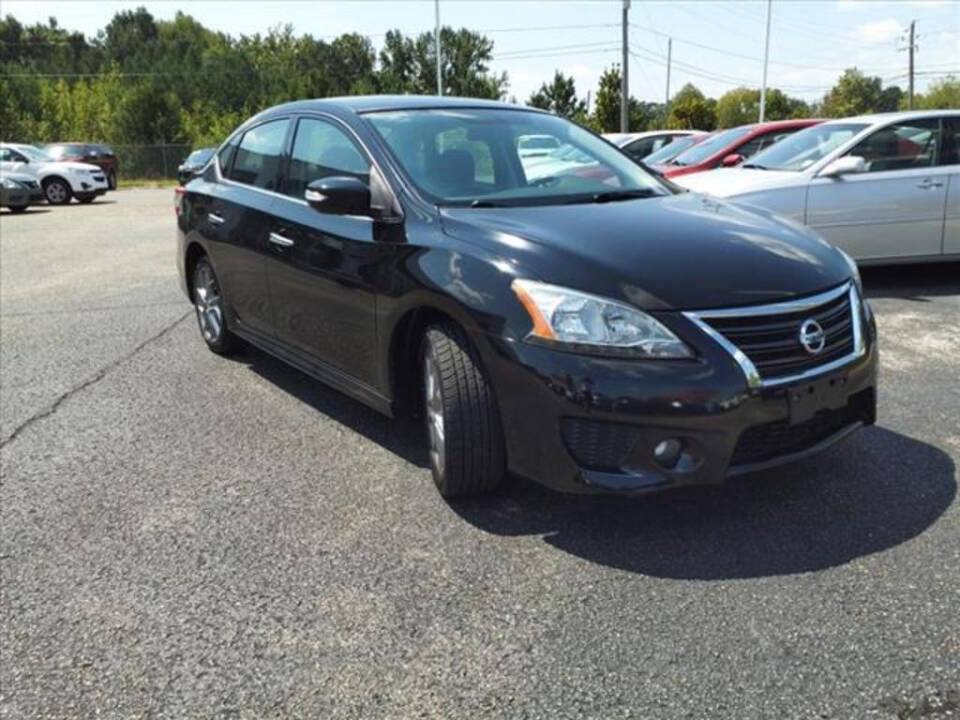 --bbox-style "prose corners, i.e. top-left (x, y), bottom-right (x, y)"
top-left (1, 207), bottom-right (51, 215)
top-left (862, 261), bottom-right (960, 300)
top-left (449, 427), bottom-right (955, 579)
top-left (236, 344), bottom-right (429, 469)
top-left (235, 342), bottom-right (955, 580)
